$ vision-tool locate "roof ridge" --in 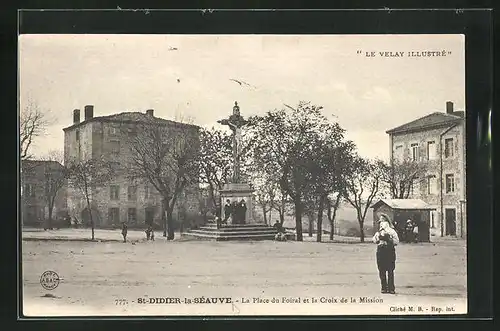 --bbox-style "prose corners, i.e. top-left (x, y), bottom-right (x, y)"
top-left (386, 111), bottom-right (463, 134)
